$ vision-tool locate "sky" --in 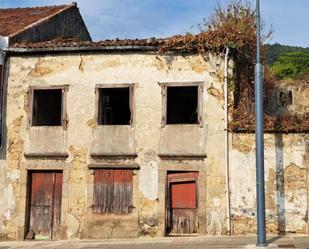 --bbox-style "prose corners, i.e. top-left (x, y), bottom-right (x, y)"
top-left (0, 0), bottom-right (308, 47)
